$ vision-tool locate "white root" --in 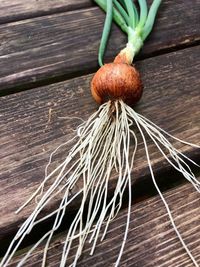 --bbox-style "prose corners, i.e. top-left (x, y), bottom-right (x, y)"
top-left (0, 101), bottom-right (136, 267)
top-left (123, 101), bottom-right (199, 267)
top-left (0, 100), bottom-right (199, 267)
